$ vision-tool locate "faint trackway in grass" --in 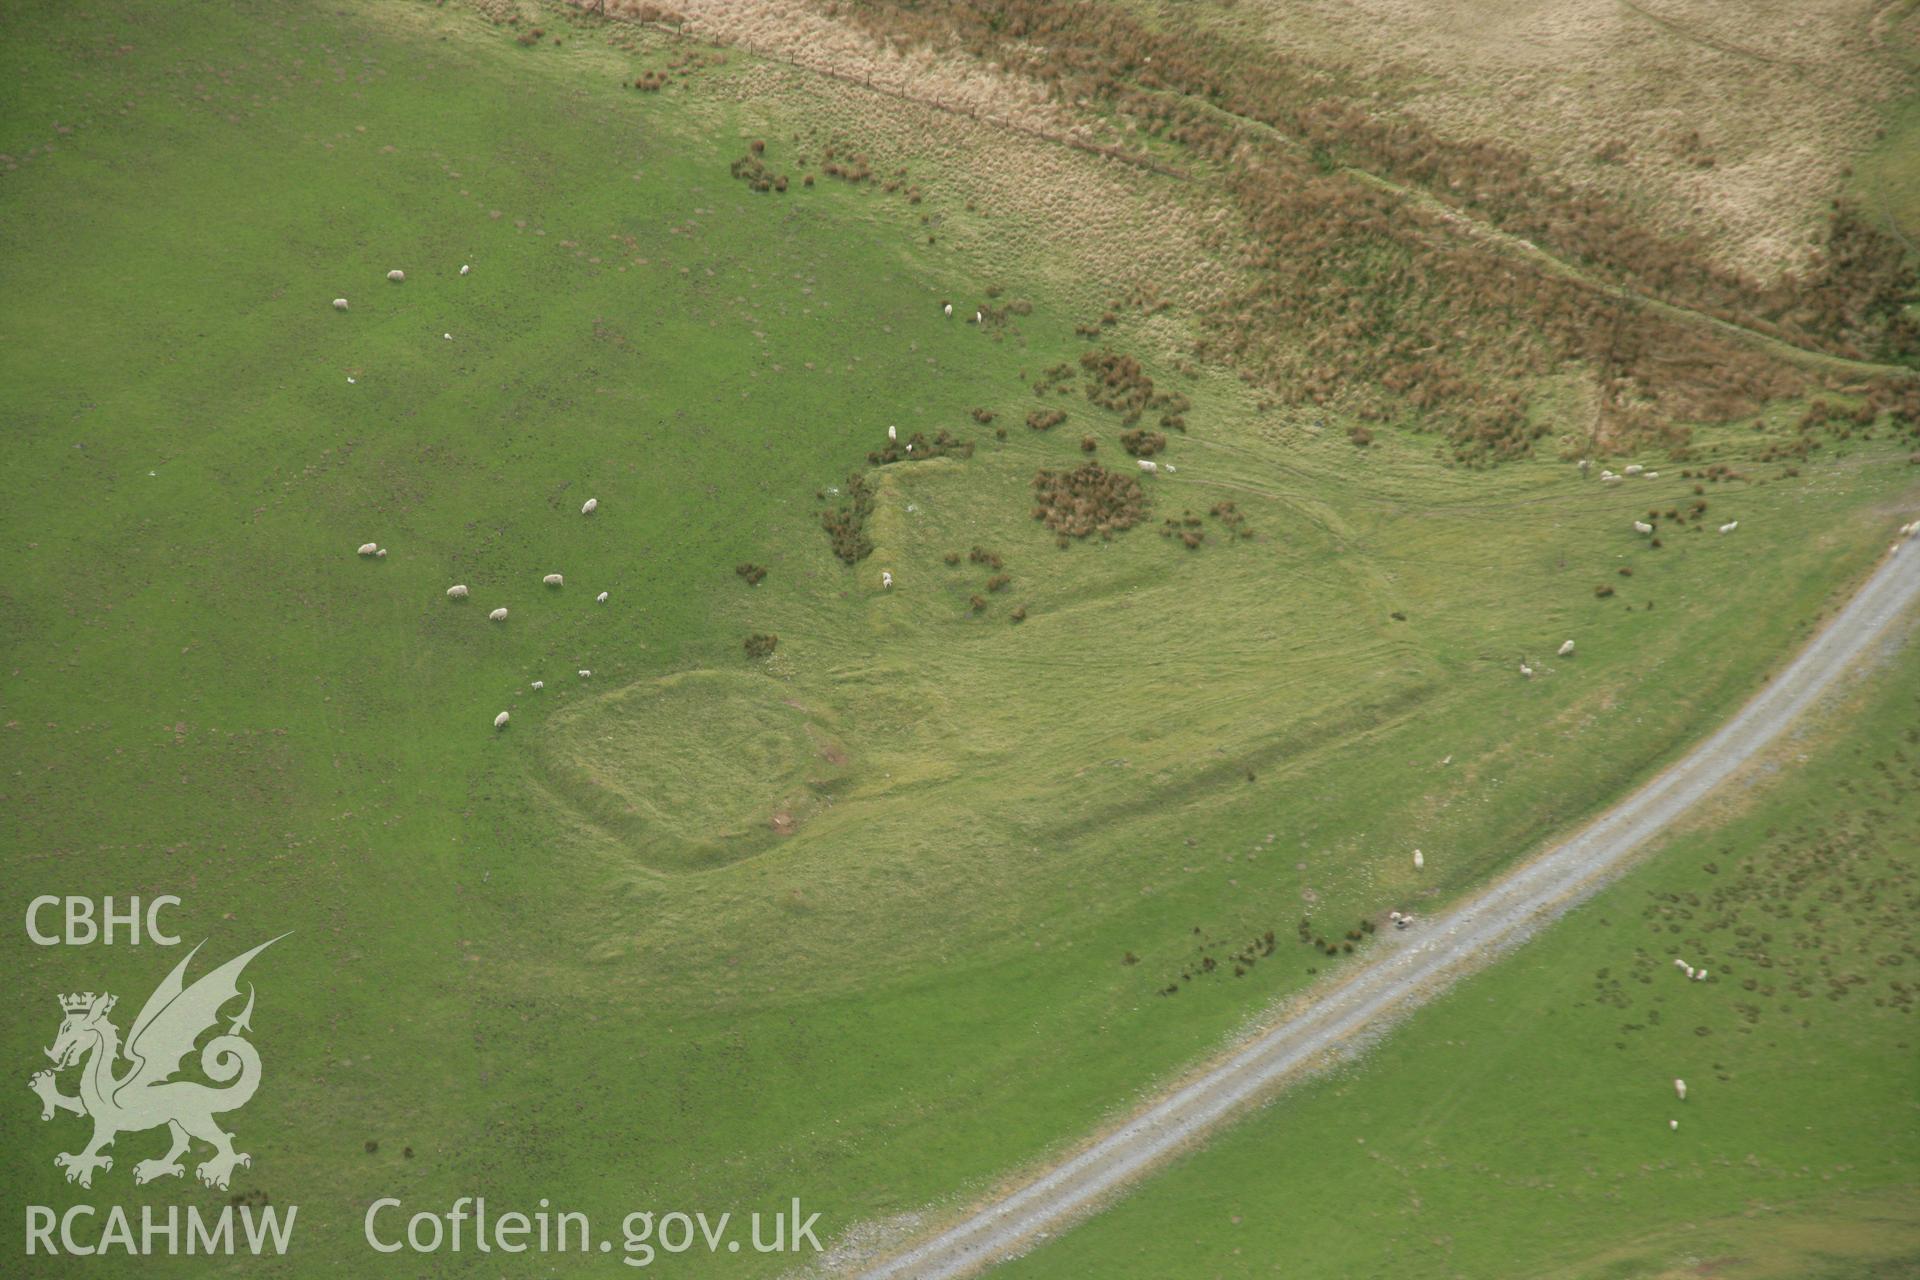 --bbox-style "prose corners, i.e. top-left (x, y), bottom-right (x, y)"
top-left (854, 531), bottom-right (1920, 1280)
top-left (1143, 88), bottom-right (1912, 383)
top-left (601, 5), bottom-right (1905, 382)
